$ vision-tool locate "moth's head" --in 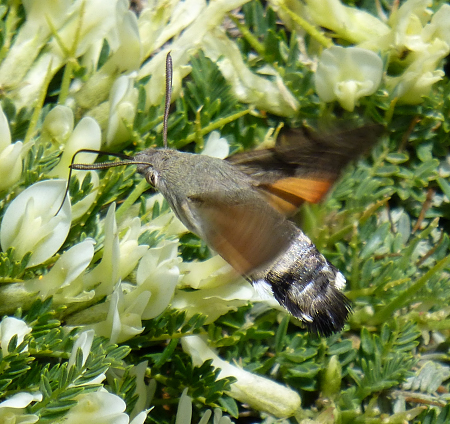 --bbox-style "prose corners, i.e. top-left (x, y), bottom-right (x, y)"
top-left (134, 148), bottom-right (181, 188)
